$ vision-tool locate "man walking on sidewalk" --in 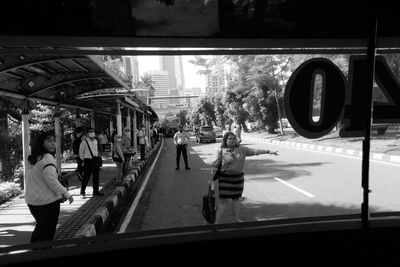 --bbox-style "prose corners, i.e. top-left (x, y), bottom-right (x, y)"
top-left (173, 125), bottom-right (191, 170)
top-left (79, 127), bottom-right (103, 198)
